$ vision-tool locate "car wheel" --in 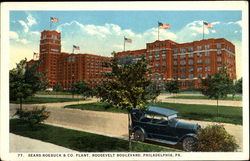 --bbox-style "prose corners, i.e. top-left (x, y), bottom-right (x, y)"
top-left (182, 137), bottom-right (197, 152)
top-left (134, 129), bottom-right (145, 142)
